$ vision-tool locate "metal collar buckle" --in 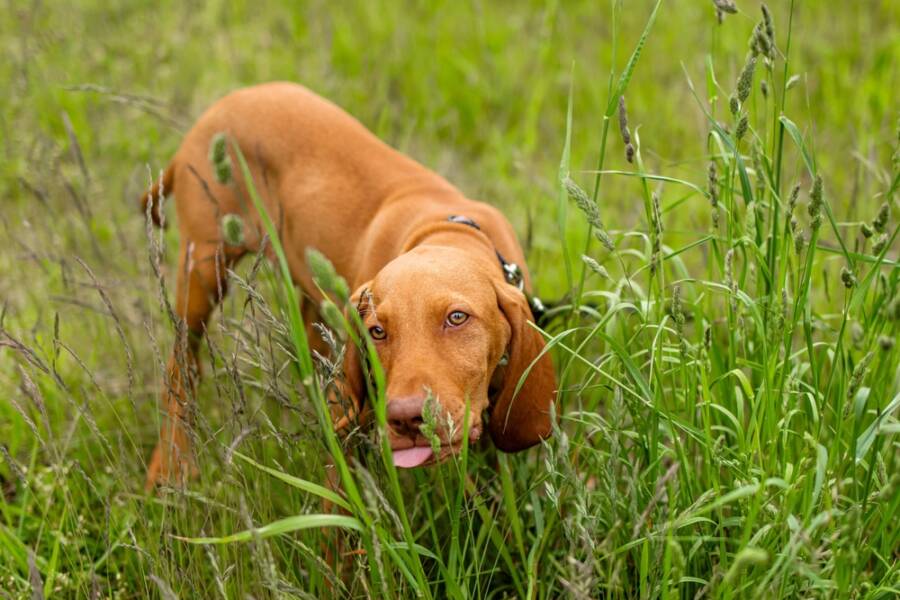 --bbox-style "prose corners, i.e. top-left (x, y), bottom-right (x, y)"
top-left (502, 260), bottom-right (524, 291)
